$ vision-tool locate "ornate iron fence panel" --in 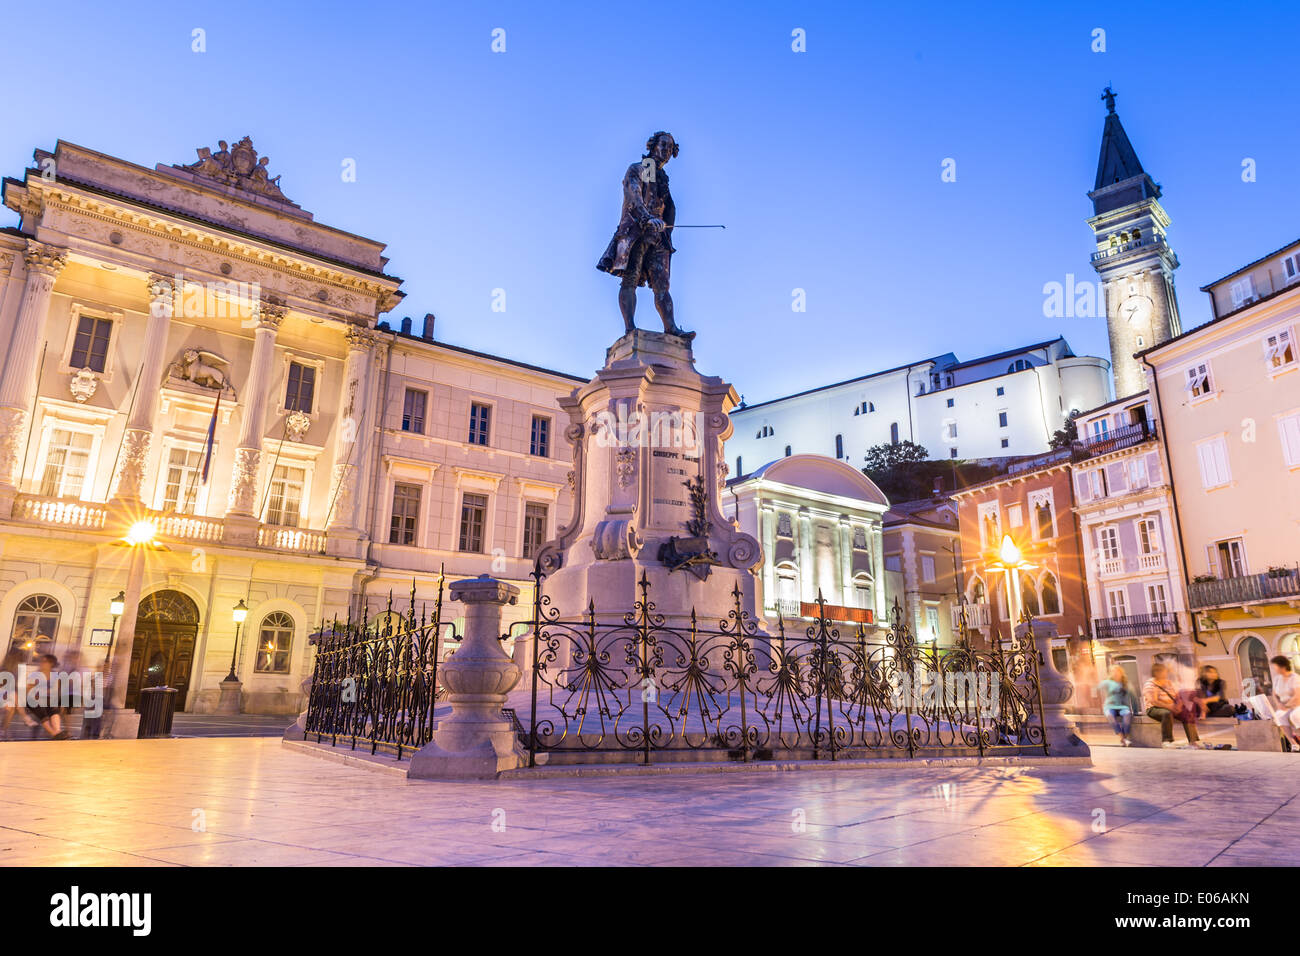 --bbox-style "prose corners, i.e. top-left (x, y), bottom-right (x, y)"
top-left (525, 569), bottom-right (1047, 766)
top-left (304, 579), bottom-right (455, 760)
